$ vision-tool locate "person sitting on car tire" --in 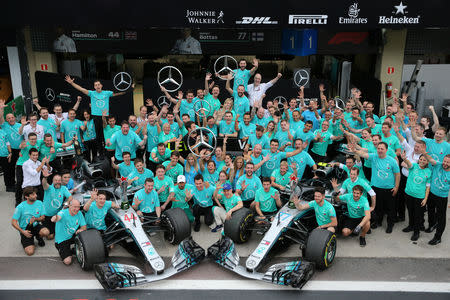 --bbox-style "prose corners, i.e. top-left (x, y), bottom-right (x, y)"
top-left (168, 175), bottom-right (195, 223)
top-left (211, 182), bottom-right (244, 232)
top-left (41, 170), bottom-right (72, 240)
top-left (52, 199), bottom-right (87, 265)
top-left (294, 186), bottom-right (337, 233)
top-left (336, 185), bottom-right (371, 247)
top-left (186, 174), bottom-right (221, 232)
